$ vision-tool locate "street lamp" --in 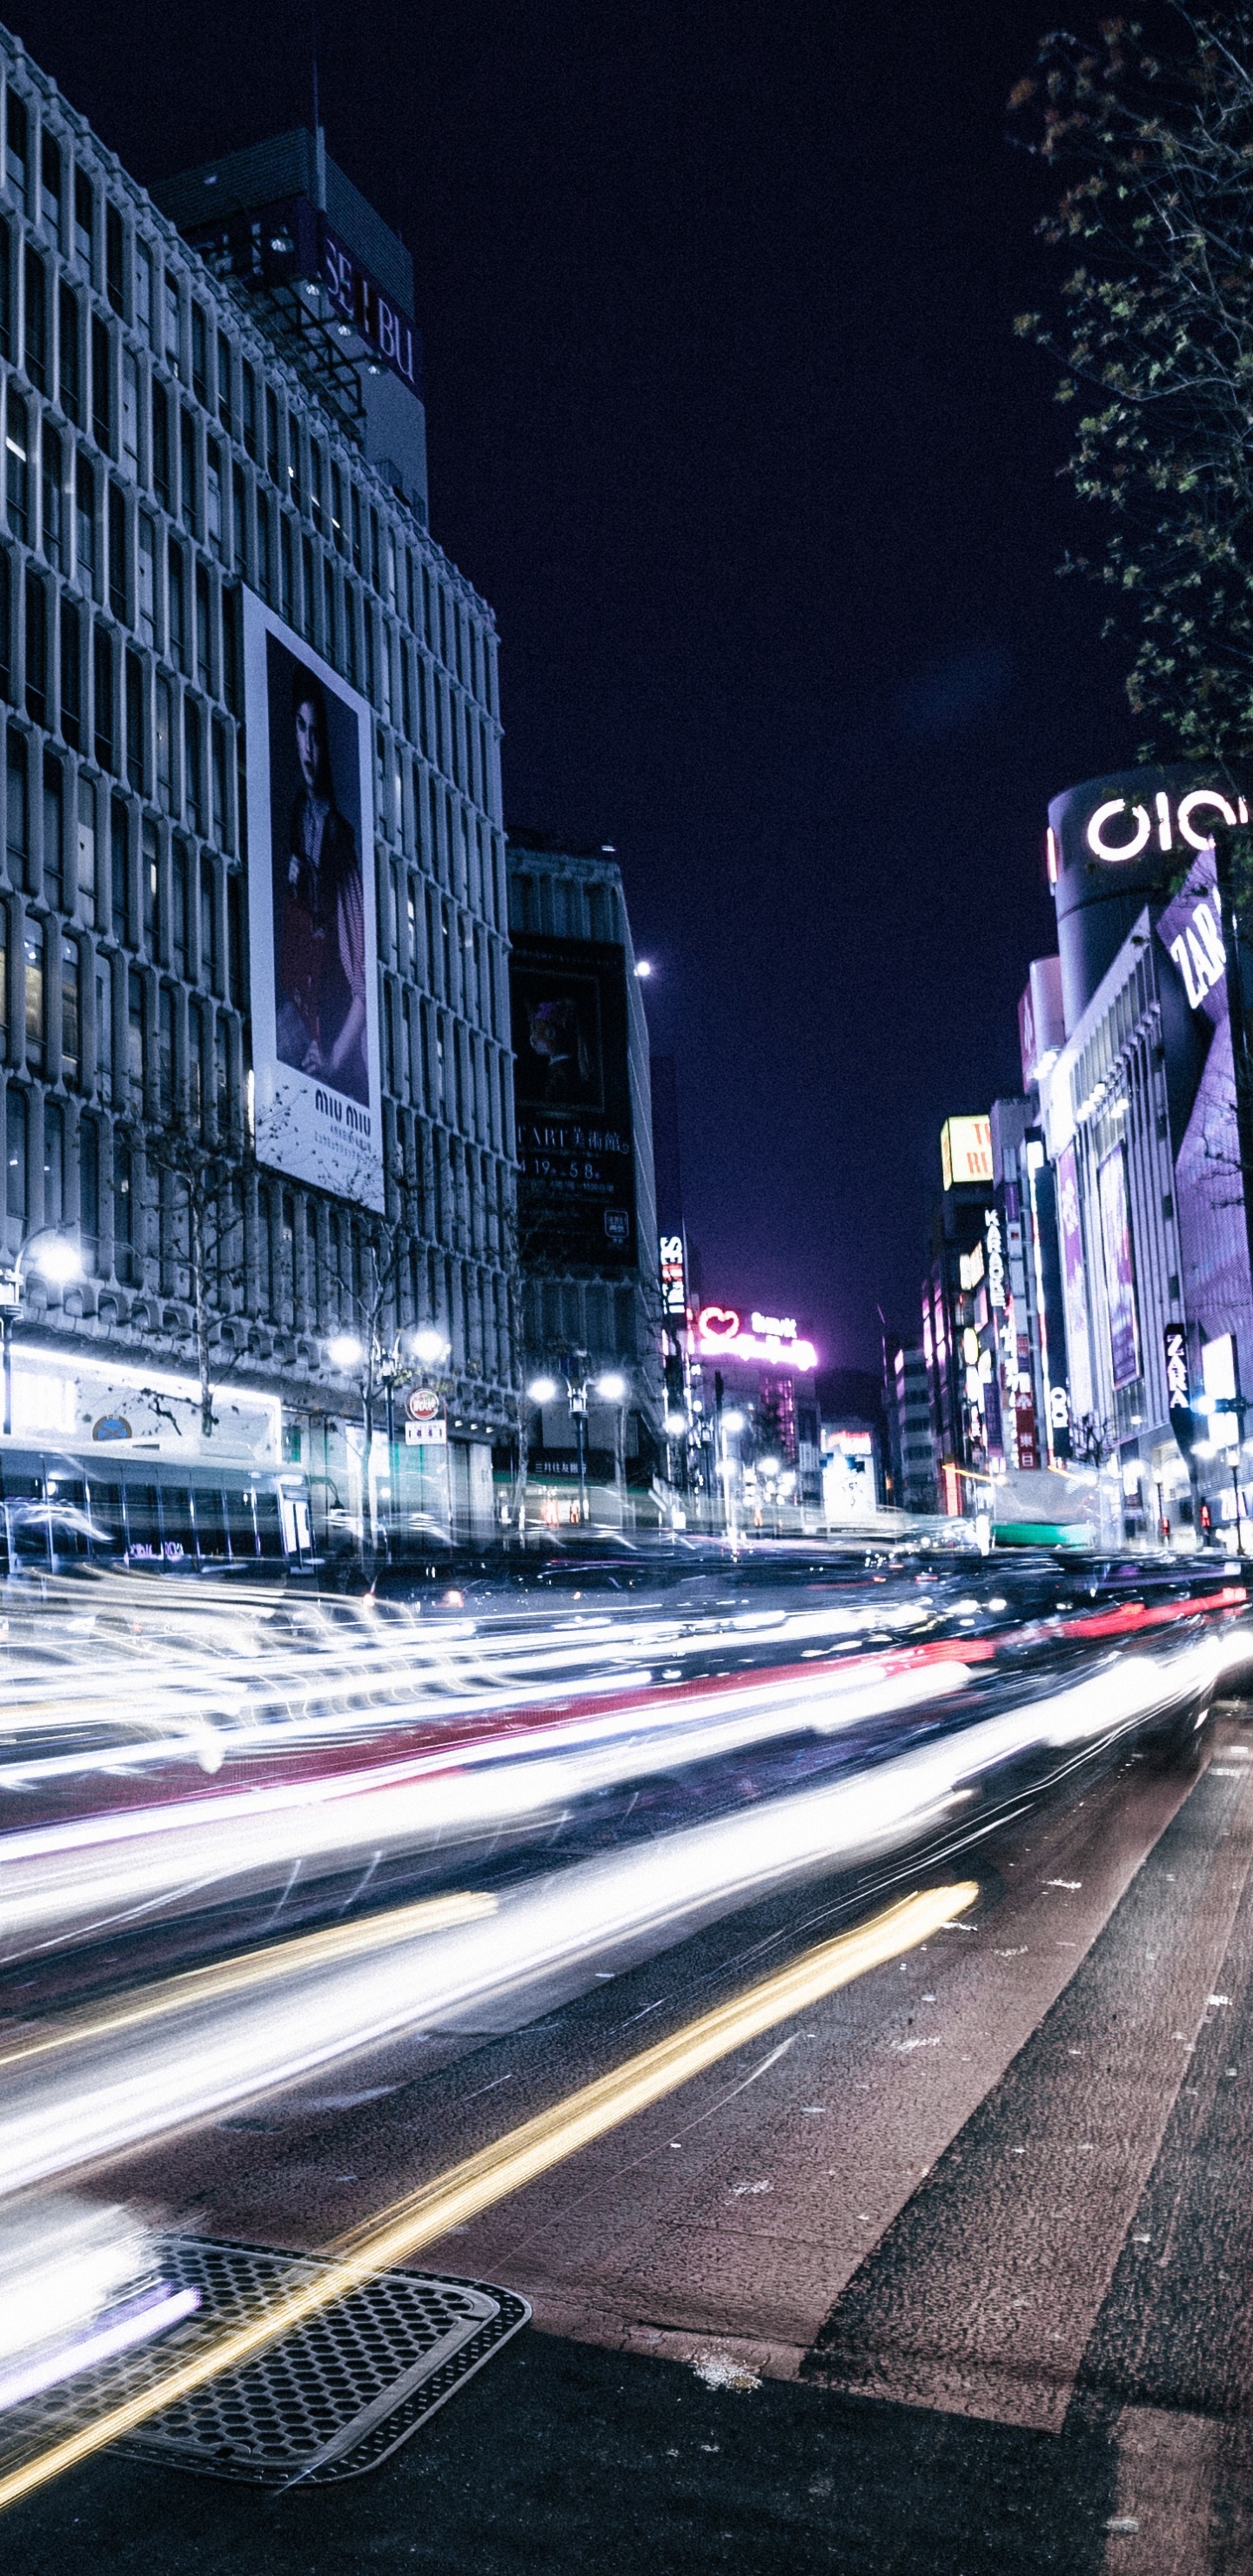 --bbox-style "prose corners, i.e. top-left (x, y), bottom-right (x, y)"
top-left (0, 1230), bottom-right (83, 1438)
